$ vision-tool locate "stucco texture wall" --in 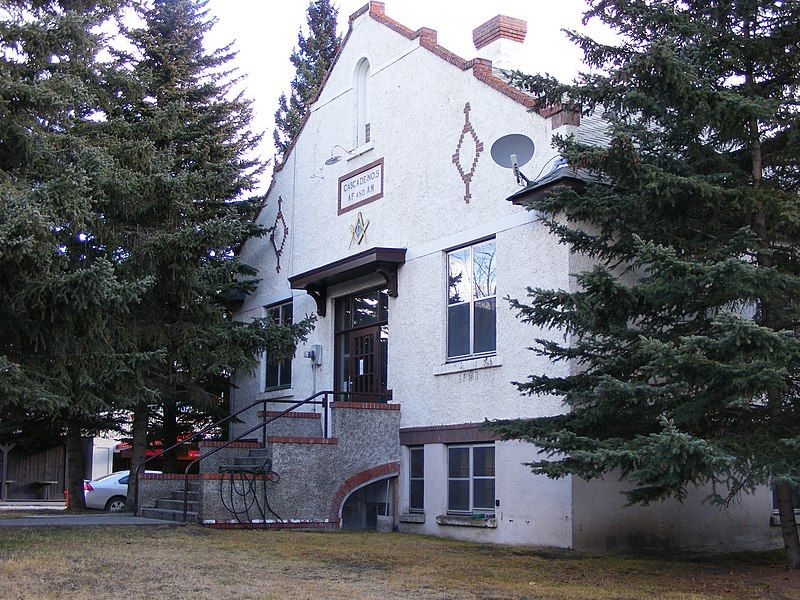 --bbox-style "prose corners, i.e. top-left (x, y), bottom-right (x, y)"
top-left (232, 11), bottom-right (566, 432)
top-left (398, 440), bottom-right (573, 547)
top-left (572, 473), bottom-right (777, 554)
